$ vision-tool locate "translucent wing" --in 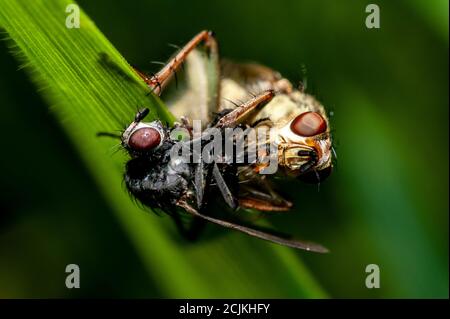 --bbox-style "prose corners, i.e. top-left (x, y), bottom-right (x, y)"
top-left (219, 60), bottom-right (291, 111)
top-left (164, 47), bottom-right (220, 126)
